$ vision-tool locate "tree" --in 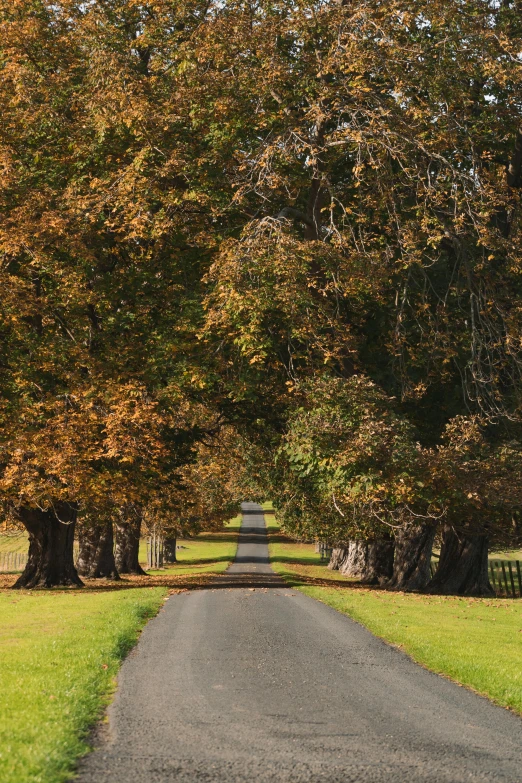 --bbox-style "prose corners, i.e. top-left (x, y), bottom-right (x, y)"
top-left (200, 0), bottom-right (522, 593)
top-left (0, 0), bottom-right (239, 585)
top-left (77, 515), bottom-right (119, 580)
